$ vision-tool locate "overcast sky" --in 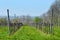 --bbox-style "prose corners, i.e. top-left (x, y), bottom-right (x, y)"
top-left (0, 0), bottom-right (55, 16)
